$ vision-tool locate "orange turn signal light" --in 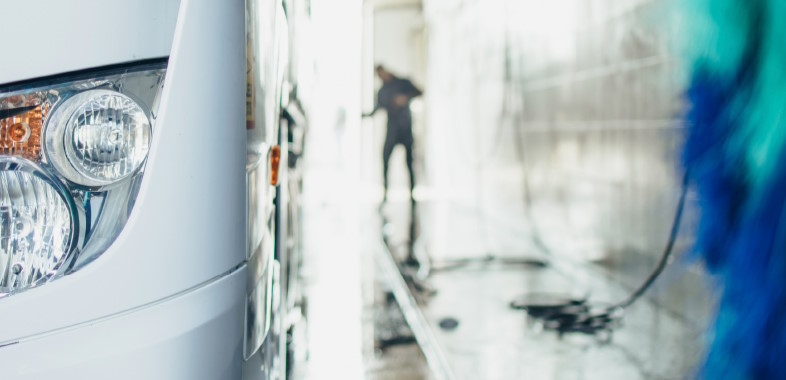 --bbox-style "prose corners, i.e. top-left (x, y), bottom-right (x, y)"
top-left (270, 145), bottom-right (281, 186)
top-left (0, 106), bottom-right (45, 161)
